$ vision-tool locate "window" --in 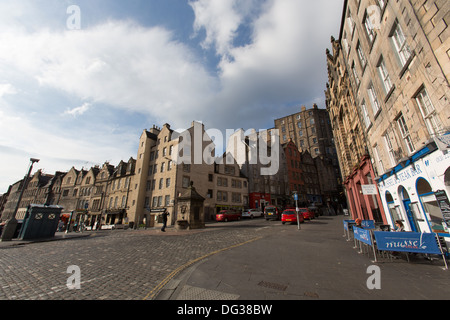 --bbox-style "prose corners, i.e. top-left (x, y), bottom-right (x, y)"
top-left (356, 42), bottom-right (367, 69)
top-left (166, 178), bottom-right (171, 188)
top-left (415, 87), bottom-right (443, 136)
top-left (391, 21), bottom-right (412, 66)
top-left (182, 176), bottom-right (190, 188)
top-left (384, 131), bottom-right (396, 166)
top-left (351, 61), bottom-right (360, 87)
top-left (364, 11), bottom-right (375, 43)
top-left (377, 57), bottom-right (392, 93)
top-left (361, 101), bottom-right (371, 129)
top-left (165, 195), bottom-right (171, 206)
top-left (346, 9), bottom-right (355, 35)
top-left (367, 84), bottom-right (381, 115)
top-left (373, 145), bottom-right (385, 174)
top-left (397, 114), bottom-right (415, 153)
